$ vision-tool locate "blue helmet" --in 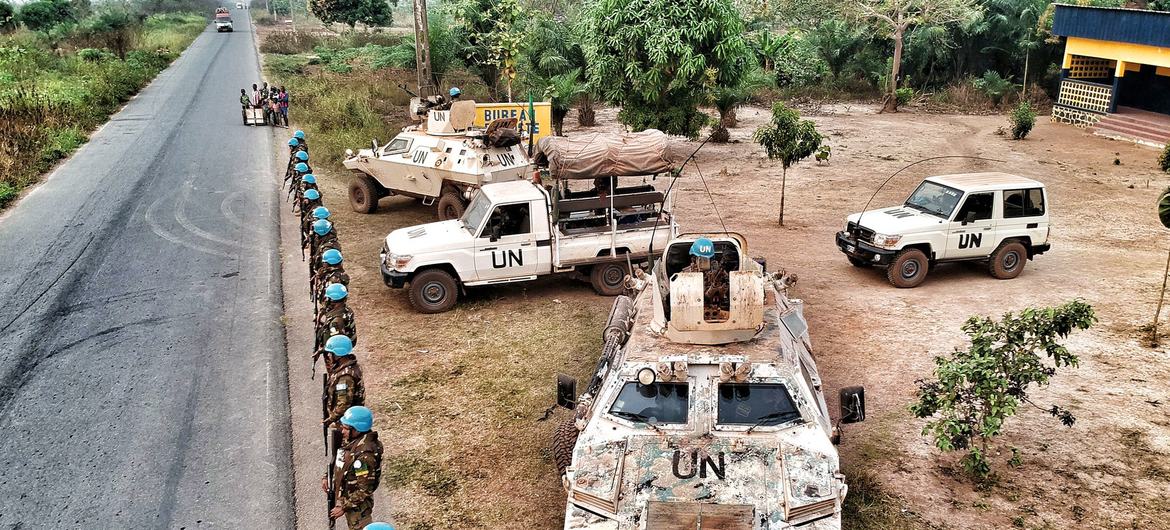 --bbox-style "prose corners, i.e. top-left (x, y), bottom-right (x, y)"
top-left (302, 174), bottom-right (317, 184)
top-left (322, 249), bottom-right (343, 265)
top-left (312, 206), bottom-right (330, 220)
top-left (324, 335), bottom-right (353, 356)
top-left (295, 151), bottom-right (309, 161)
top-left (304, 188), bottom-right (320, 200)
top-left (365, 524), bottom-right (395, 530)
top-left (689, 238), bottom-right (715, 259)
top-left (449, 87), bottom-right (461, 97)
top-left (295, 162), bottom-right (309, 173)
top-left (294, 130), bottom-right (305, 139)
top-left (288, 138), bottom-right (299, 146)
top-left (312, 219), bottom-right (333, 236)
top-left (340, 406), bottom-right (373, 432)
top-left (324, 282), bottom-right (348, 301)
